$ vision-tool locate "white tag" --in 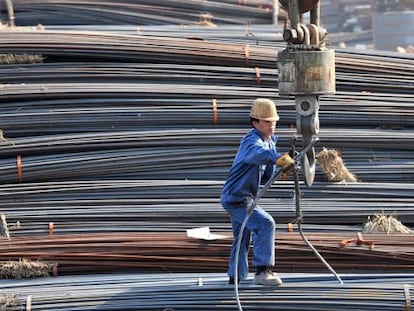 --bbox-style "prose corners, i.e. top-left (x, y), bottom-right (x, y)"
top-left (186, 227), bottom-right (228, 240)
